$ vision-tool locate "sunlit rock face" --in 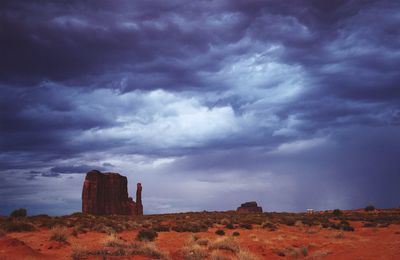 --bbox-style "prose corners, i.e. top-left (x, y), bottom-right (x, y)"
top-left (82, 170), bottom-right (143, 215)
top-left (237, 201), bottom-right (263, 213)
